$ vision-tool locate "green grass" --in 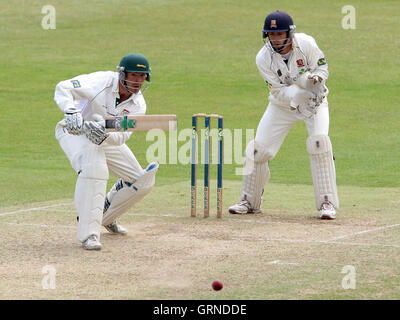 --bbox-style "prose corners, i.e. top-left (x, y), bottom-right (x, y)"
top-left (0, 0), bottom-right (399, 206)
top-left (1, 0), bottom-right (399, 301)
